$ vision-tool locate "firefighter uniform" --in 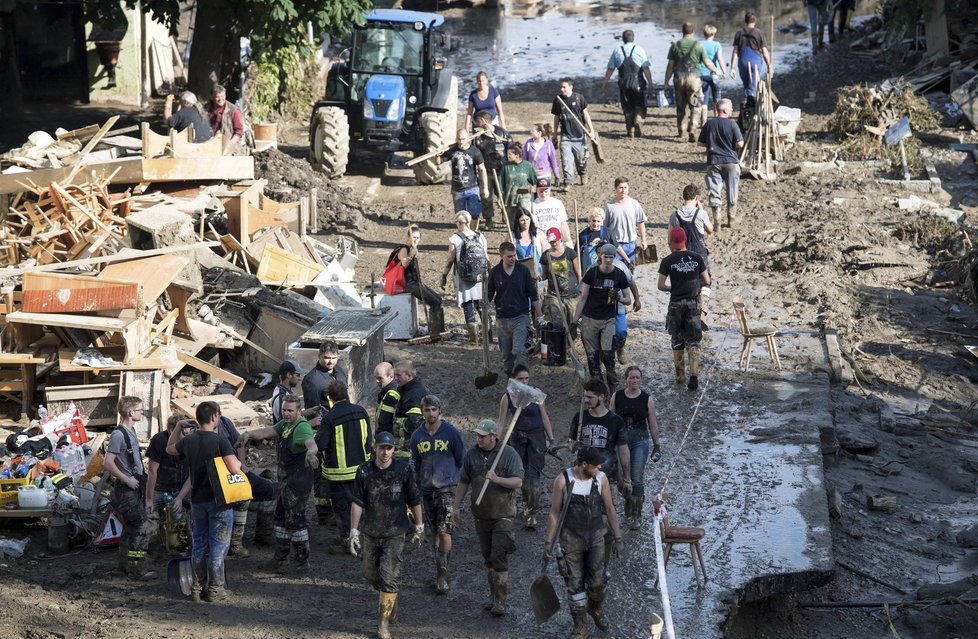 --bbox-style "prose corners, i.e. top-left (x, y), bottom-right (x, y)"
top-left (376, 380), bottom-right (400, 435)
top-left (393, 376), bottom-right (428, 458)
top-left (315, 398), bottom-right (372, 550)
